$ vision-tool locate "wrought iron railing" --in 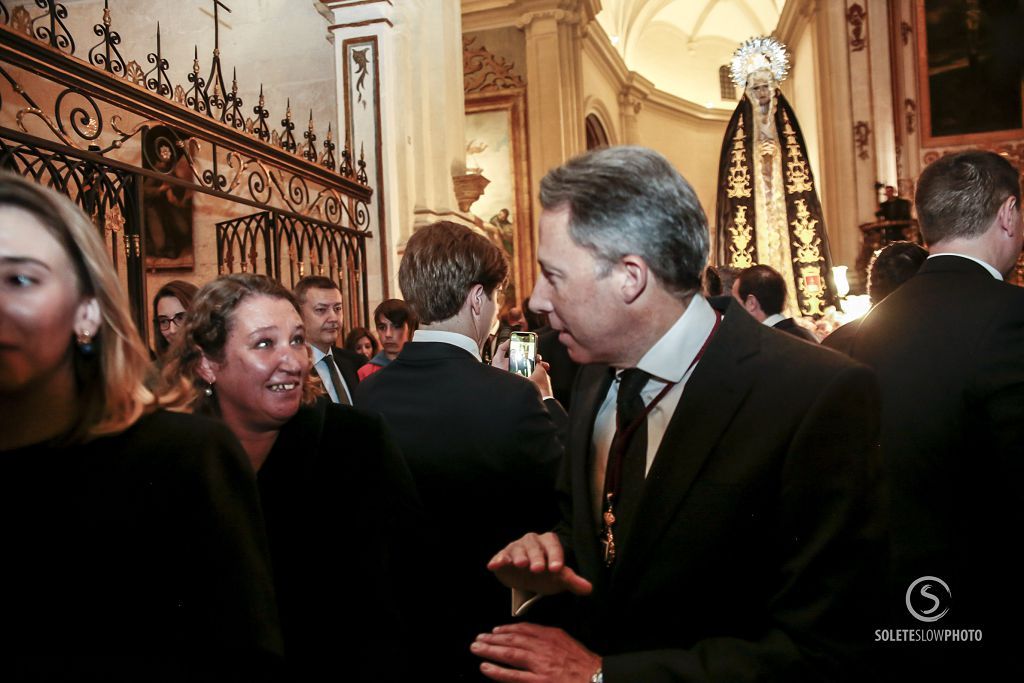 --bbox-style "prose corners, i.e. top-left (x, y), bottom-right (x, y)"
top-left (216, 211), bottom-right (369, 334)
top-left (0, 0), bottom-right (373, 342)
